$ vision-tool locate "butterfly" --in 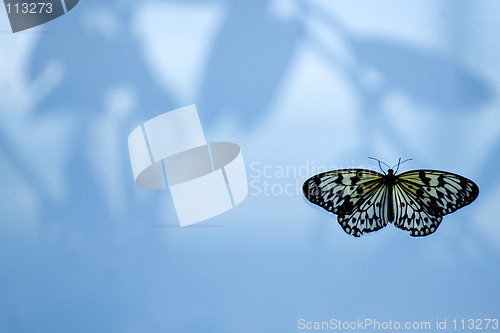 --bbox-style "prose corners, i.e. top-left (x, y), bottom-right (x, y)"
top-left (302, 158), bottom-right (479, 237)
